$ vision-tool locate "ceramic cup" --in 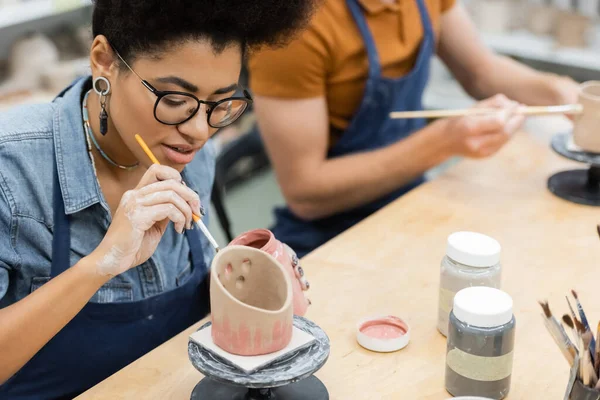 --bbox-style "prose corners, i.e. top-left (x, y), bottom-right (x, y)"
top-left (229, 229), bottom-right (310, 316)
top-left (573, 81), bottom-right (600, 153)
top-left (555, 12), bottom-right (591, 48)
top-left (210, 245), bottom-right (294, 356)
